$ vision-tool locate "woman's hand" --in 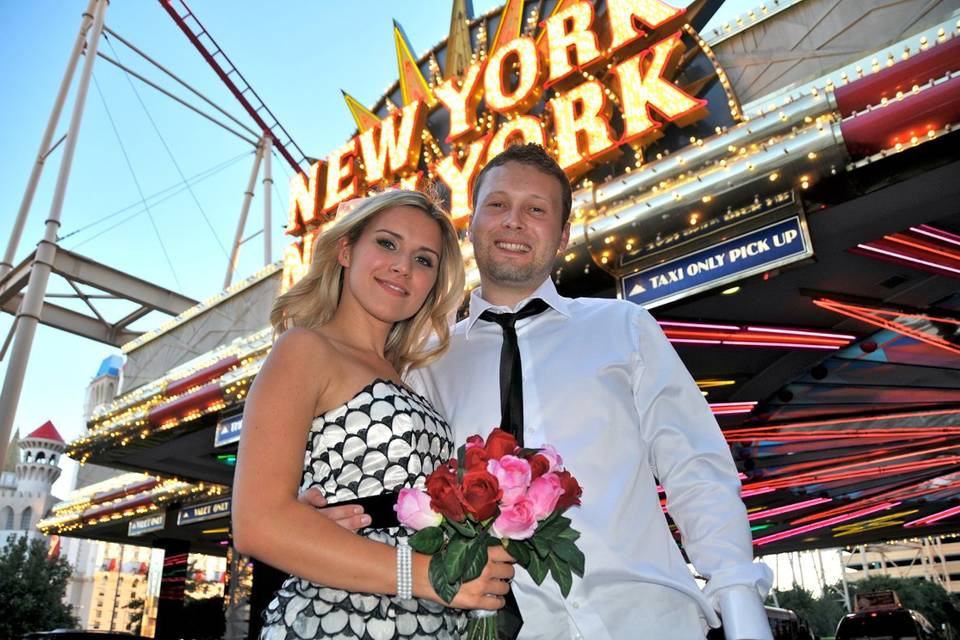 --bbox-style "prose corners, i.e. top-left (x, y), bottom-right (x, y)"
top-left (415, 545), bottom-right (516, 610)
top-left (298, 487), bottom-right (371, 530)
